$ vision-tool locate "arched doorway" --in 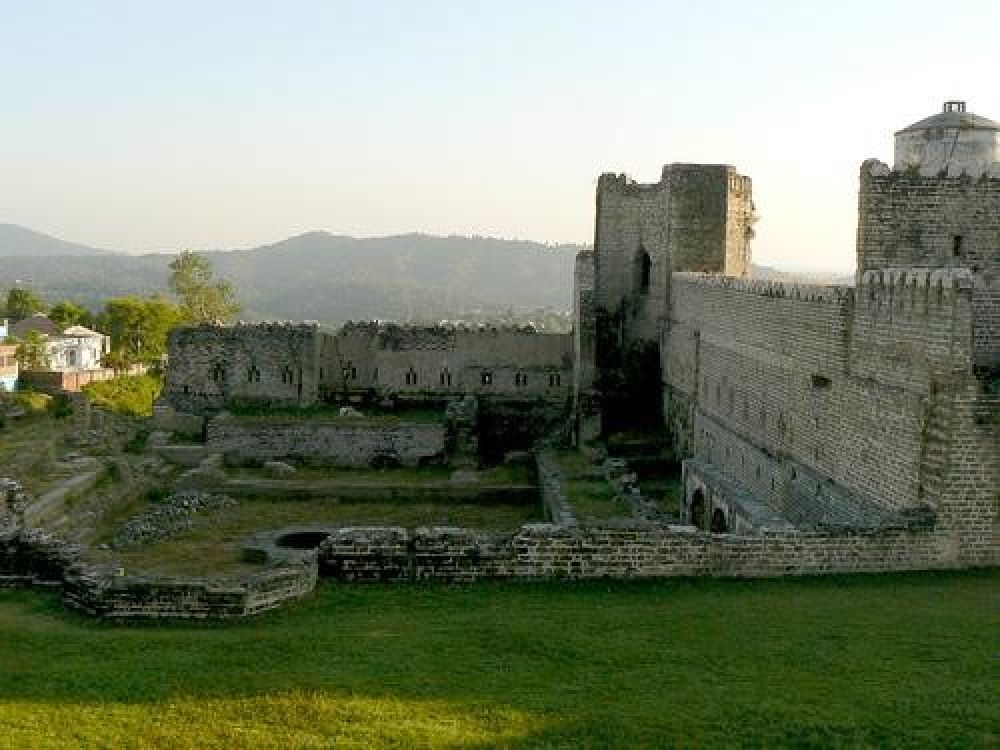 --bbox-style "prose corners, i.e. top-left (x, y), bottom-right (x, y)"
top-left (690, 488), bottom-right (706, 530)
top-left (710, 508), bottom-right (728, 533)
